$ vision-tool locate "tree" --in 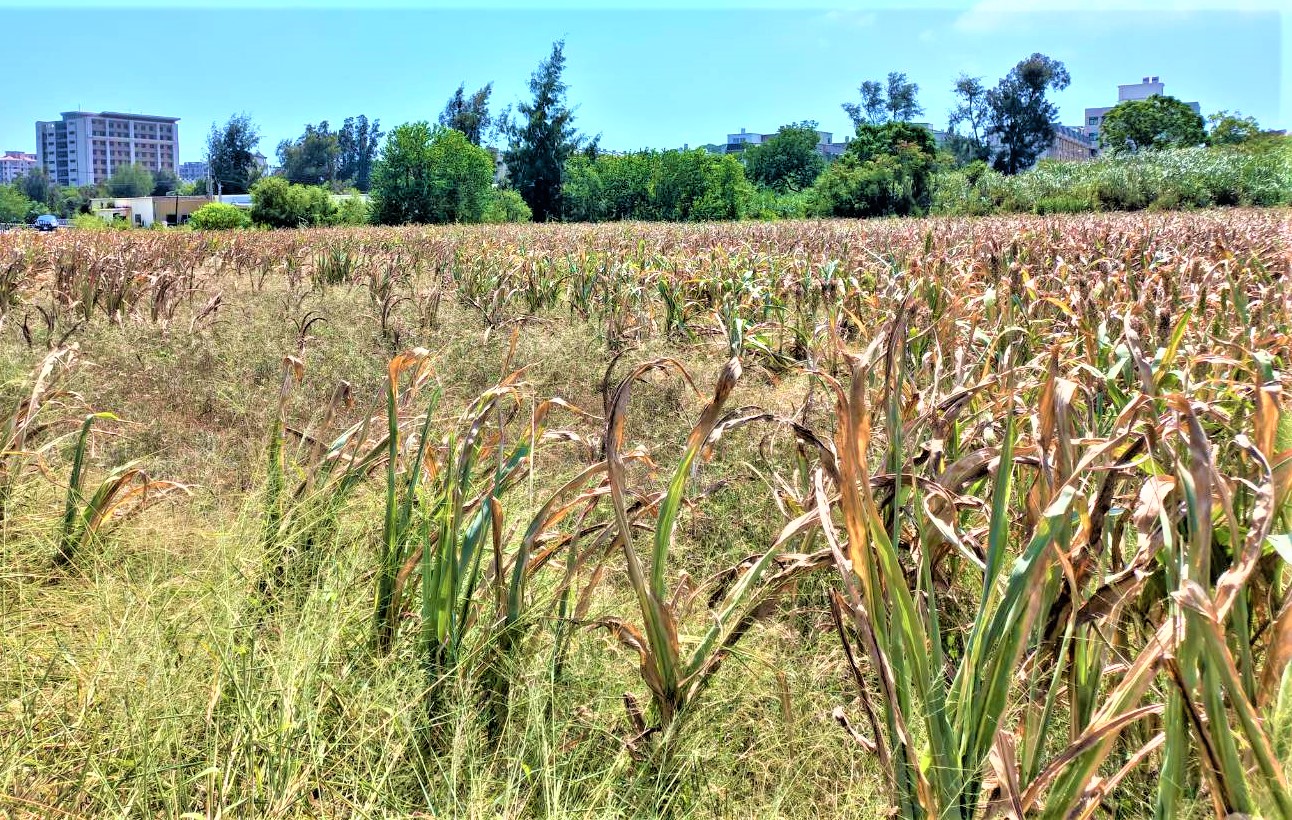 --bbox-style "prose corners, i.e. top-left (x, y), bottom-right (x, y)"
top-left (188, 202), bottom-right (250, 230)
top-left (0, 186), bottom-right (35, 222)
top-left (561, 149), bottom-right (750, 222)
top-left (1099, 95), bottom-right (1205, 154)
top-left (104, 163), bottom-right (154, 197)
top-left (15, 167), bottom-right (54, 209)
top-left (337, 116), bottom-right (382, 192)
top-left (503, 41), bottom-right (587, 222)
top-left (947, 74), bottom-right (992, 164)
top-left (250, 176), bottom-right (335, 228)
top-left (371, 123), bottom-right (494, 225)
top-left (278, 121), bottom-right (342, 186)
top-left (151, 167), bottom-right (181, 196)
top-left (743, 121), bottom-right (826, 192)
top-left (1207, 110), bottom-right (1261, 146)
top-left (206, 114), bottom-right (261, 194)
top-left (440, 84), bottom-right (493, 146)
top-left (843, 72), bottom-right (923, 129)
top-left (985, 53), bottom-right (1070, 175)
top-left (809, 122), bottom-right (936, 218)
